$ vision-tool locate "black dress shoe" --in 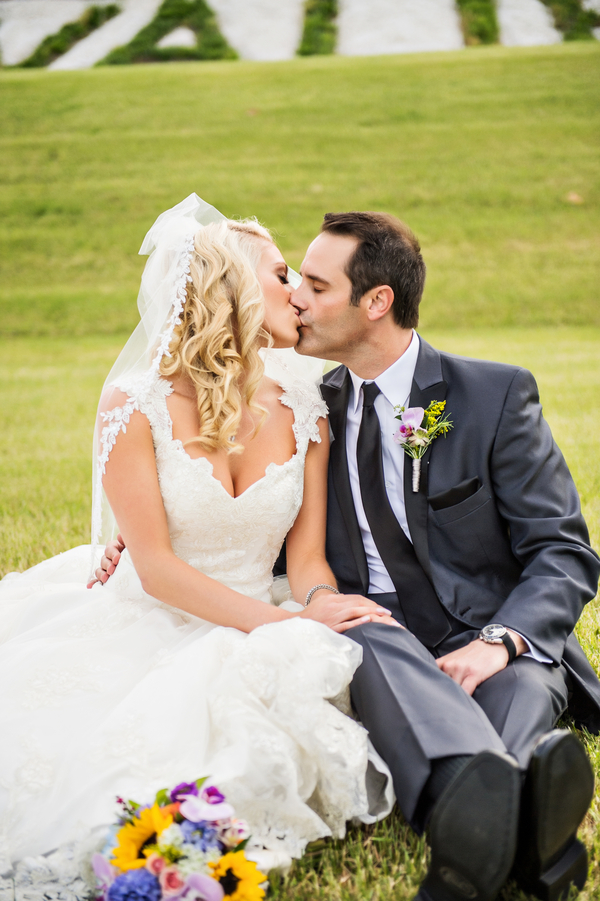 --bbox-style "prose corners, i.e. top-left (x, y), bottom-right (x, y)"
top-left (514, 729), bottom-right (594, 901)
top-left (414, 750), bottom-right (520, 901)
